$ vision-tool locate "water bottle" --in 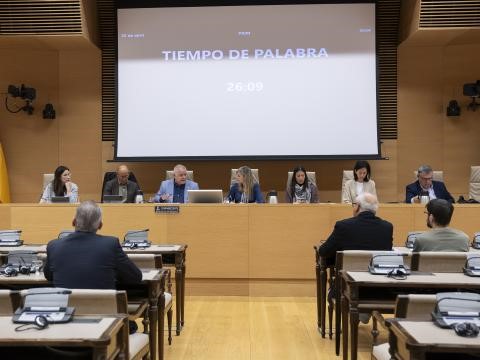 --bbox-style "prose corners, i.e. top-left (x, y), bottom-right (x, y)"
top-left (135, 190), bottom-right (144, 204)
top-left (267, 191), bottom-right (278, 204)
top-left (419, 190), bottom-right (430, 204)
